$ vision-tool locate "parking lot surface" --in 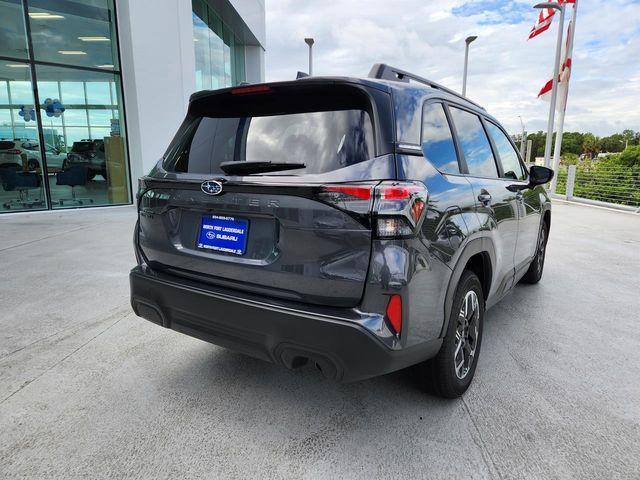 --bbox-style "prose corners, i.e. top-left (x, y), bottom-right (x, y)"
top-left (1, 202), bottom-right (639, 479)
